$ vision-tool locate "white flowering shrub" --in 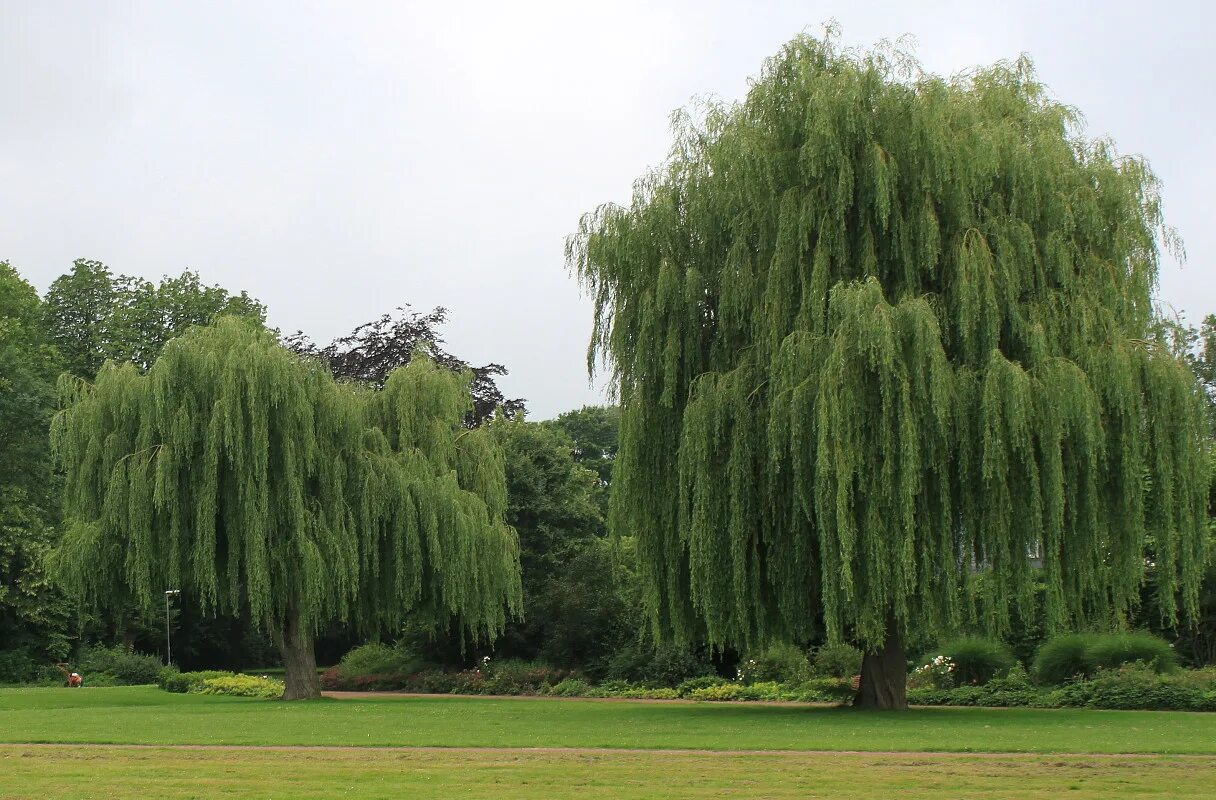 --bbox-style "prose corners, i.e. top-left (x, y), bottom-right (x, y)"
top-left (908, 654), bottom-right (956, 689)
